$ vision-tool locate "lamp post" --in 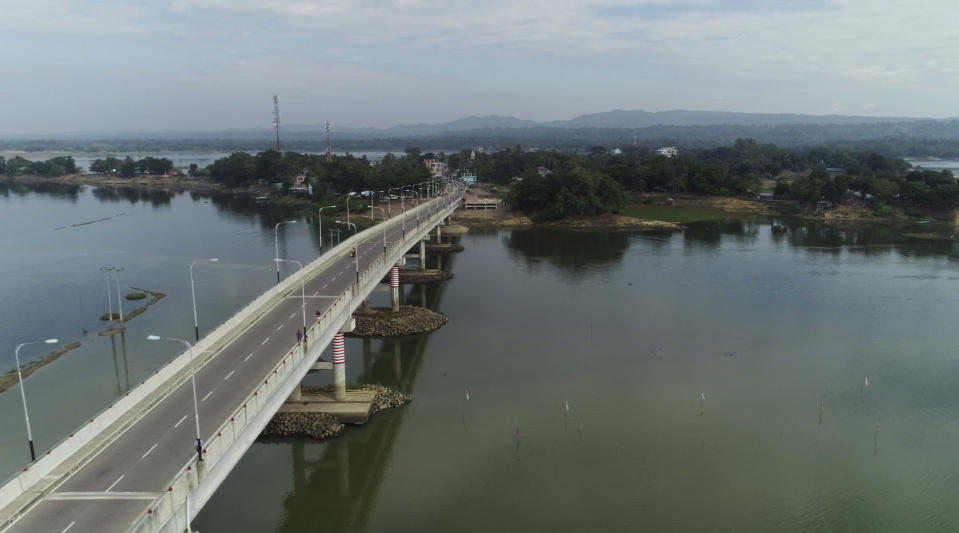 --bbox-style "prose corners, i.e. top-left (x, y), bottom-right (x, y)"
top-left (345, 192), bottom-right (356, 227)
top-left (317, 205), bottom-right (336, 251)
top-left (147, 335), bottom-right (203, 462)
top-left (369, 206), bottom-right (387, 254)
top-left (100, 267), bottom-right (115, 329)
top-left (275, 258), bottom-right (307, 334)
top-left (13, 339), bottom-right (57, 462)
top-left (274, 220), bottom-right (297, 284)
top-left (387, 187), bottom-right (400, 218)
top-left (336, 220), bottom-right (359, 283)
top-left (190, 258), bottom-right (220, 342)
top-left (113, 270), bottom-right (125, 328)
